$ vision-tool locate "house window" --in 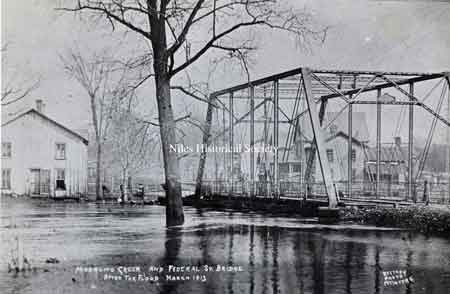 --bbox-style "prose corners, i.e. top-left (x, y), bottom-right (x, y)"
top-left (279, 164), bottom-right (289, 174)
top-left (2, 142), bottom-right (11, 158)
top-left (88, 167), bottom-right (96, 179)
top-left (2, 169), bottom-right (11, 189)
top-left (292, 163), bottom-right (301, 173)
top-left (351, 149), bottom-right (356, 162)
top-left (352, 168), bottom-right (357, 180)
top-left (56, 168), bottom-right (66, 190)
top-left (55, 143), bottom-right (66, 160)
top-left (393, 174), bottom-right (399, 184)
top-left (326, 149), bottom-right (334, 162)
